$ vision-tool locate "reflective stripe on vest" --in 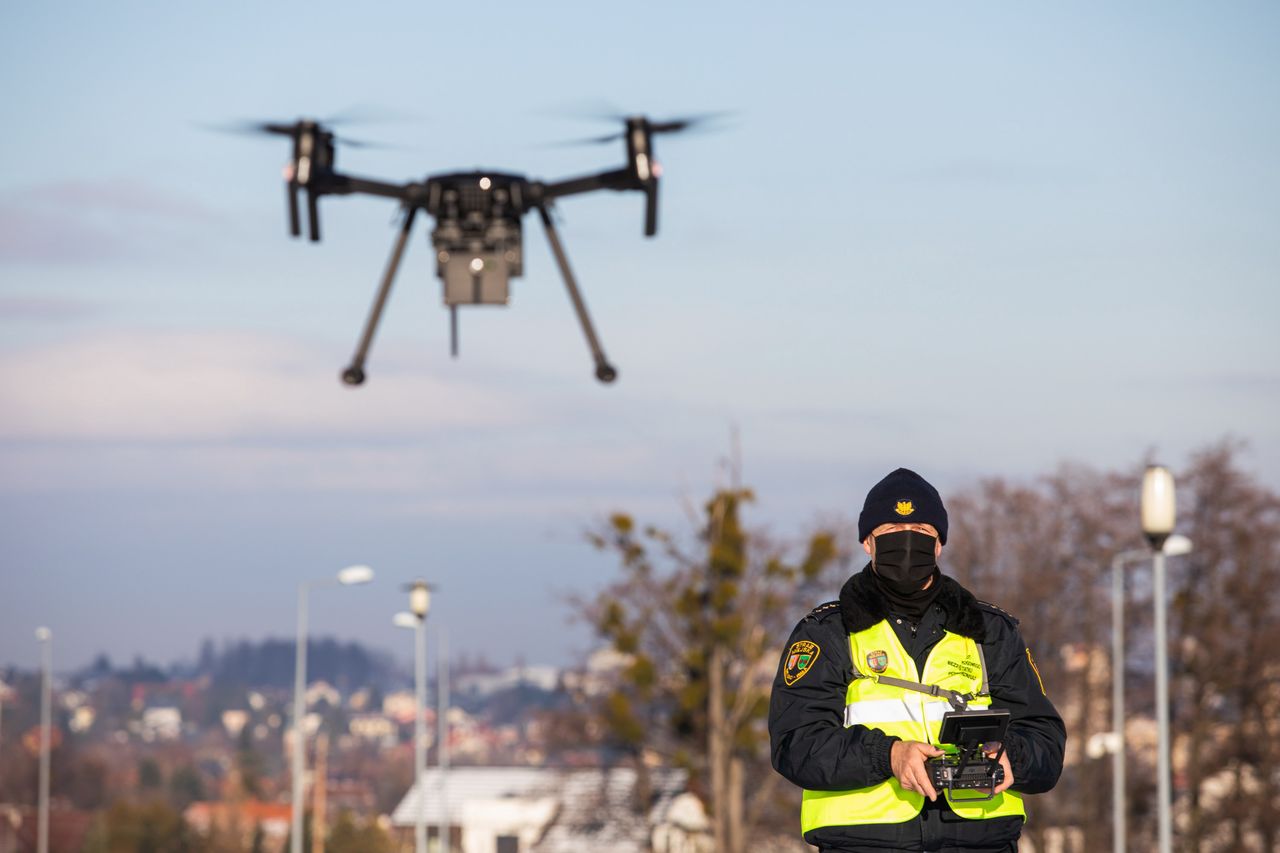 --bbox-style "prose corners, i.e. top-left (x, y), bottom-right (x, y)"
top-left (800, 621), bottom-right (1025, 833)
